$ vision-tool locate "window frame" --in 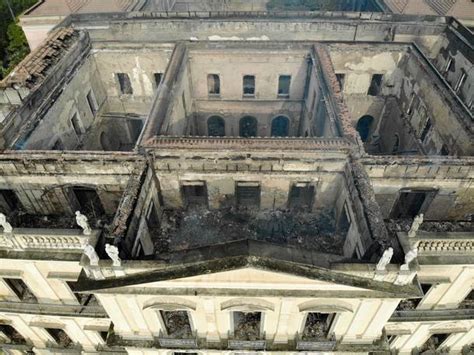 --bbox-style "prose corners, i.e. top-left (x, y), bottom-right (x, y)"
top-left (243, 75), bottom-right (256, 97)
top-left (207, 73), bottom-right (221, 96)
top-left (277, 74), bottom-right (291, 98)
top-left (116, 73), bottom-right (133, 95)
